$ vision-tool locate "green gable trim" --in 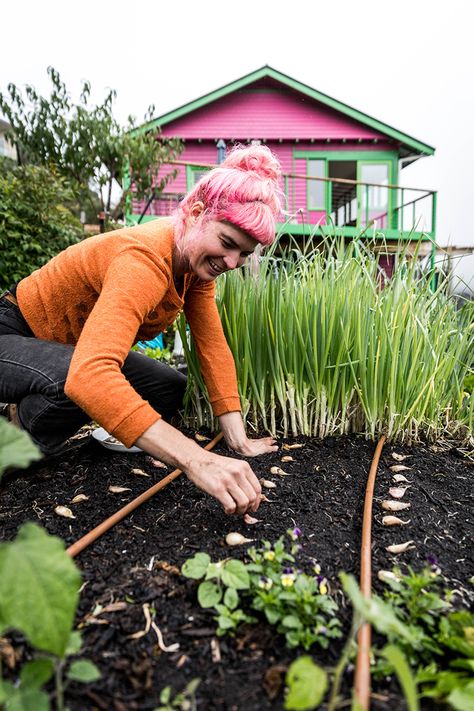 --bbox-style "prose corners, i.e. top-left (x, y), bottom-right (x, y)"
top-left (132, 66), bottom-right (435, 157)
